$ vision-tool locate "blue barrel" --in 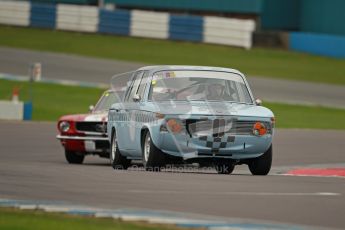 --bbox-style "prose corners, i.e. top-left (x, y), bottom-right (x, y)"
top-left (23, 102), bottom-right (33, 121)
